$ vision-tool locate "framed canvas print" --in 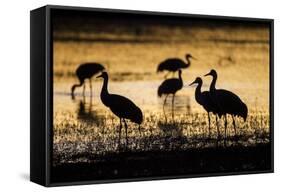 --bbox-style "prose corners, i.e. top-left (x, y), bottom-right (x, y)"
top-left (30, 5), bottom-right (274, 187)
